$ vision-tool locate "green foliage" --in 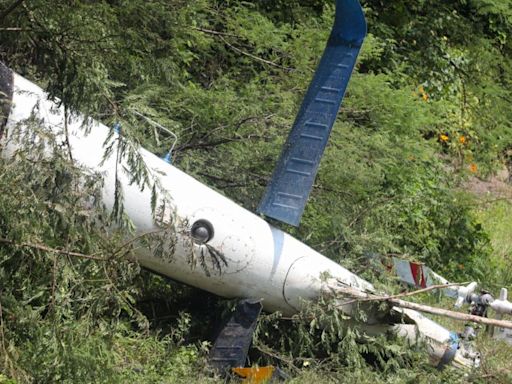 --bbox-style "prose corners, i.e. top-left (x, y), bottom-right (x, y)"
top-left (0, 0), bottom-right (511, 382)
top-left (253, 297), bottom-right (476, 384)
top-left (0, 122), bottom-right (210, 382)
top-left (254, 299), bottom-right (413, 370)
top-left (475, 199), bottom-right (512, 288)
